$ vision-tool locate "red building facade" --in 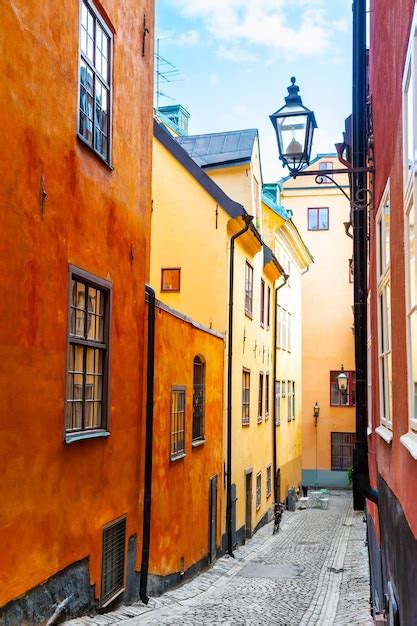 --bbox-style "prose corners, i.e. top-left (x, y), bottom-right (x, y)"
top-left (368, 0), bottom-right (417, 621)
top-left (0, 0), bottom-right (154, 622)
